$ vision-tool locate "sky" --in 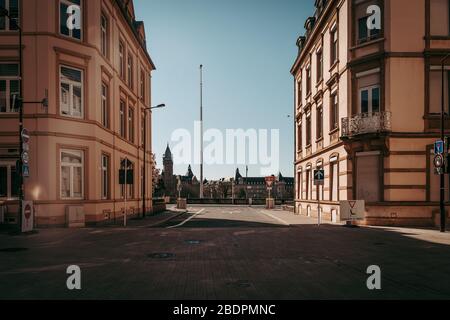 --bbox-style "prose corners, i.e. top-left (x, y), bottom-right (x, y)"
top-left (134, 0), bottom-right (314, 180)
